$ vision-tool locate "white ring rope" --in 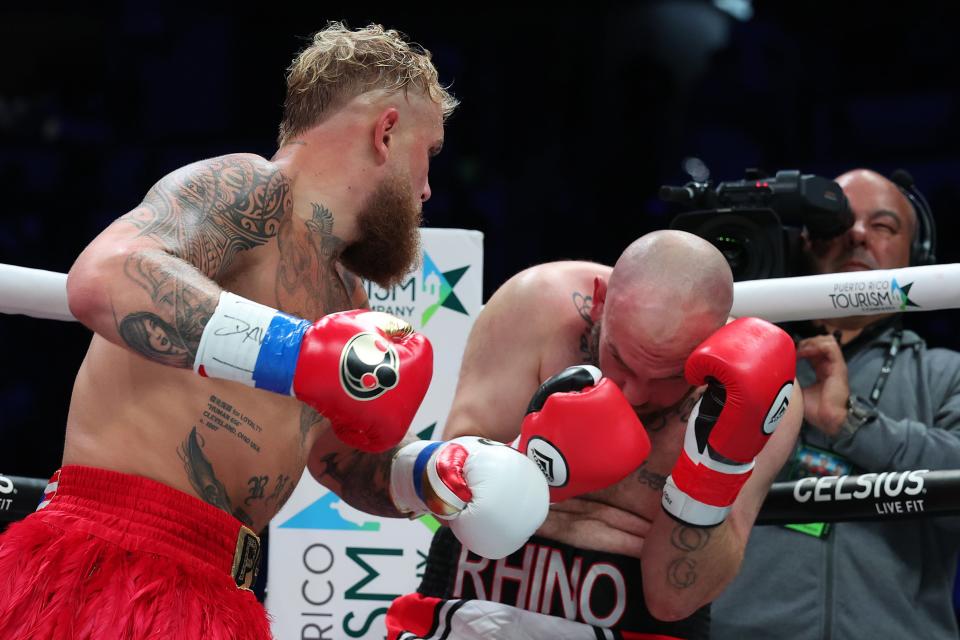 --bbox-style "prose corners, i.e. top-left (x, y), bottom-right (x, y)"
top-left (3, 262), bottom-right (960, 325)
top-left (731, 263), bottom-right (960, 322)
top-left (0, 263), bottom-right (73, 322)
